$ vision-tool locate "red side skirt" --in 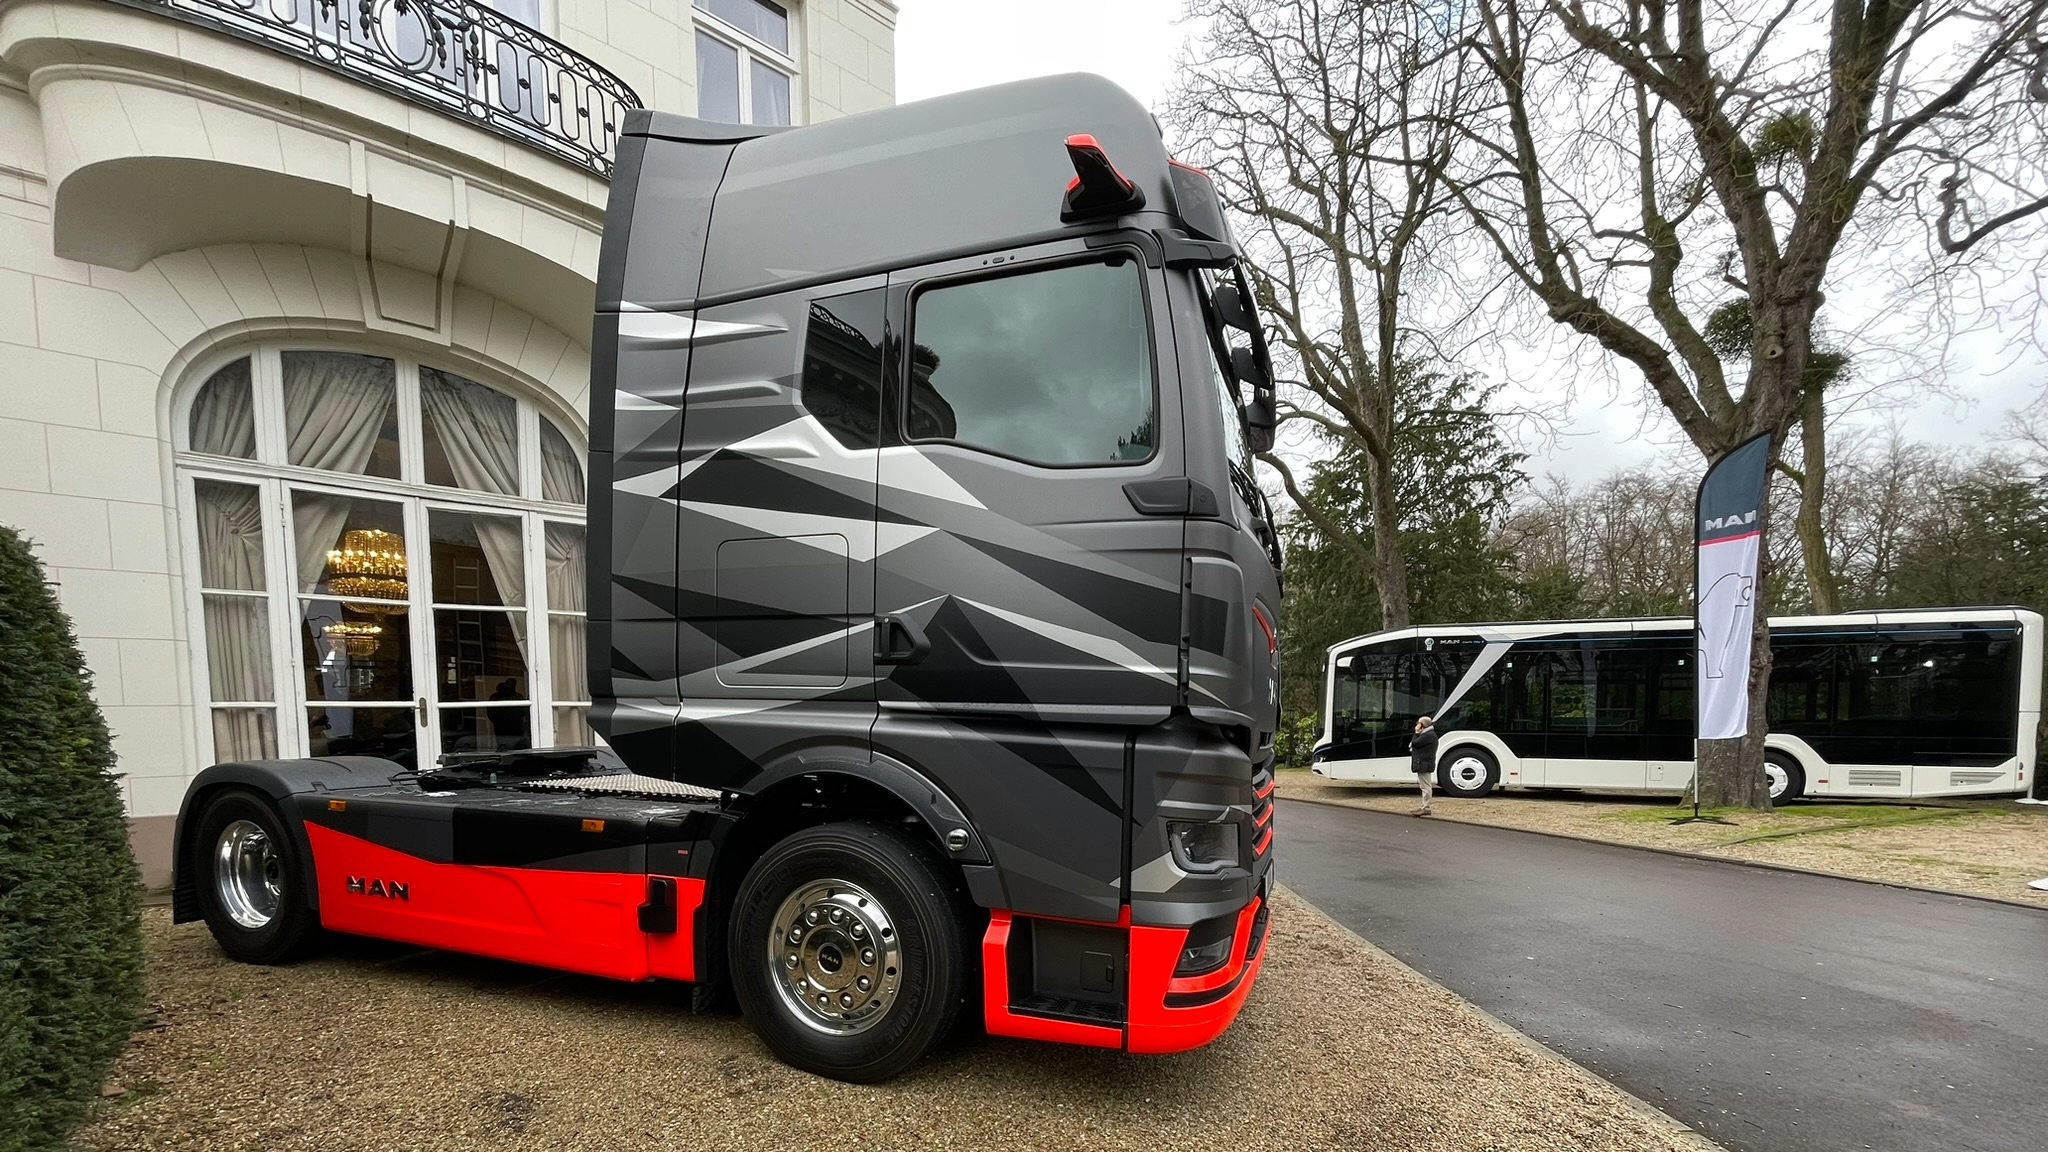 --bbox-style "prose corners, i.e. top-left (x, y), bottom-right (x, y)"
top-left (304, 824), bottom-right (703, 982)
